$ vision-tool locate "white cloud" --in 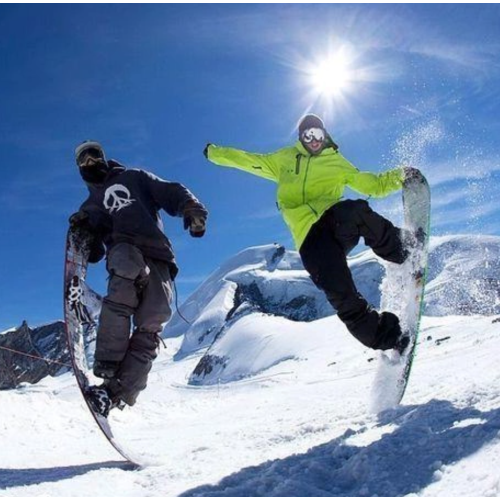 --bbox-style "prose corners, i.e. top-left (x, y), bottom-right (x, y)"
top-left (426, 158), bottom-right (500, 186)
